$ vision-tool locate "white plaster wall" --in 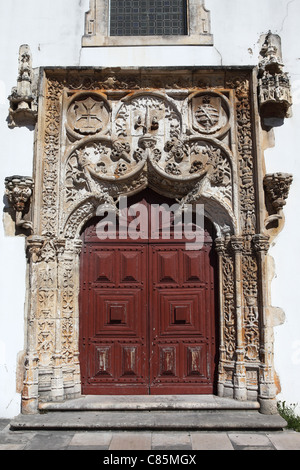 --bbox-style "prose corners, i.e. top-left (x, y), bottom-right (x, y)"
top-left (0, 0), bottom-right (299, 418)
